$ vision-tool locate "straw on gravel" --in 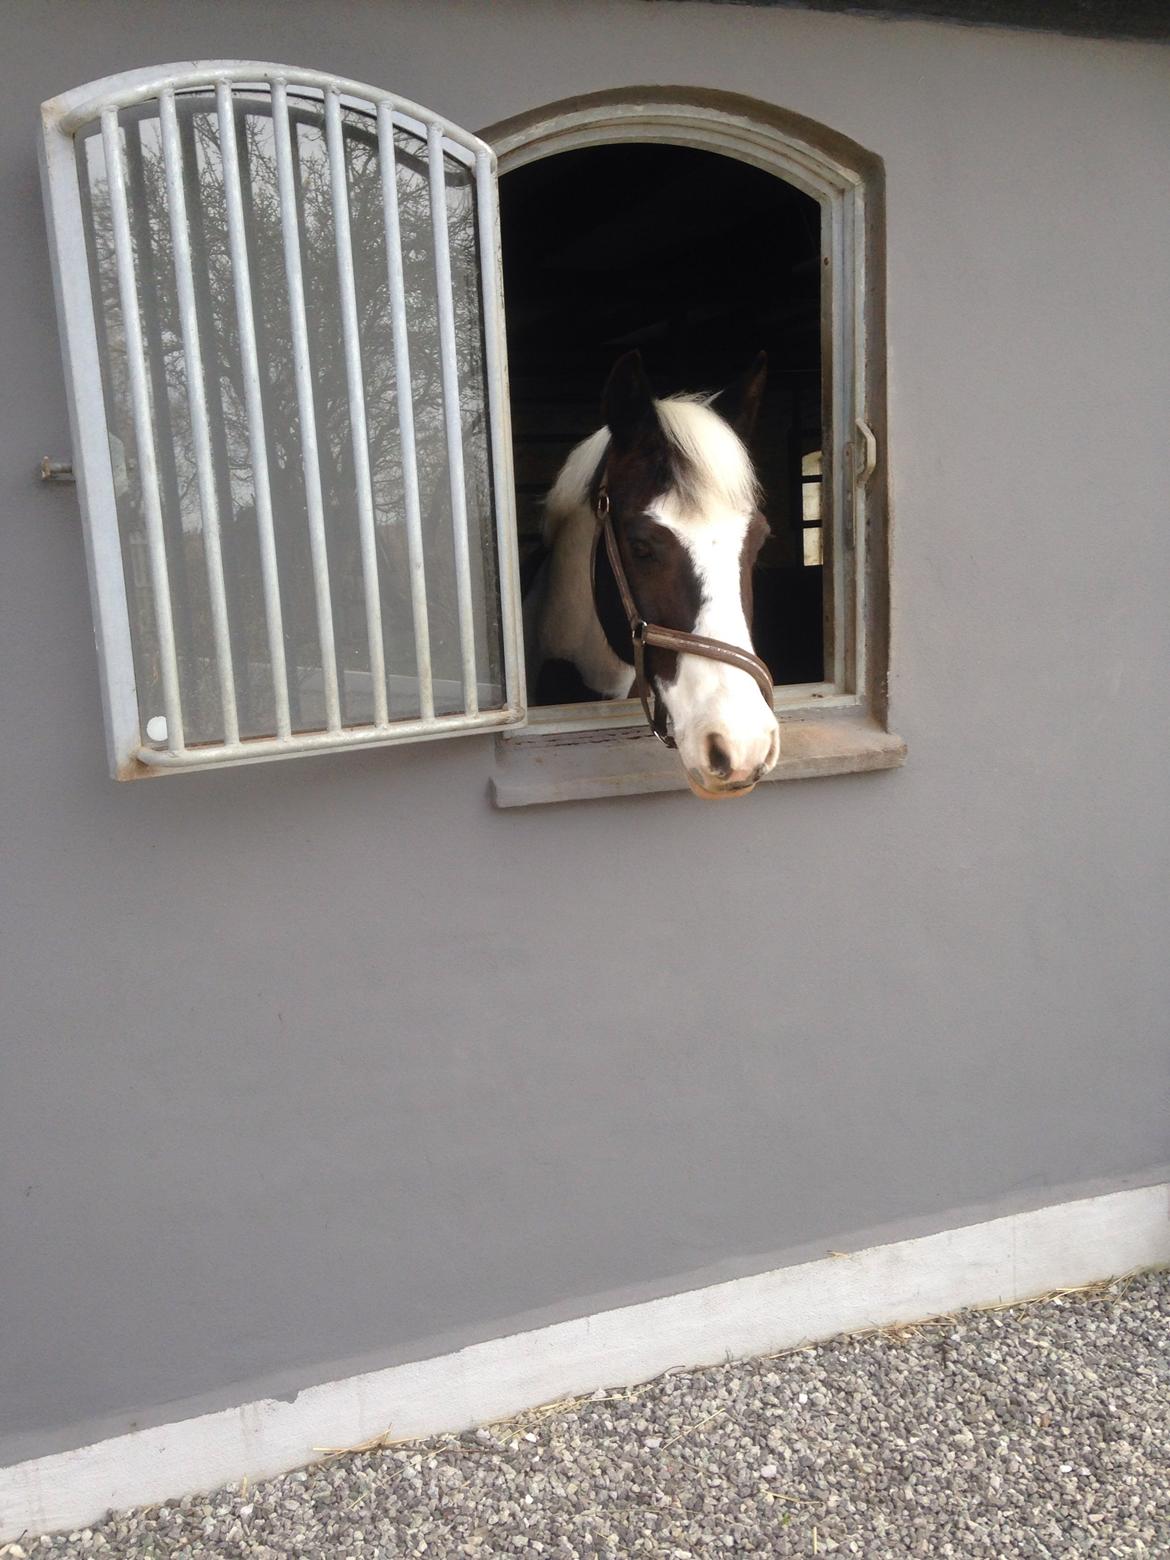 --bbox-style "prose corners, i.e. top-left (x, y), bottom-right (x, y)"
top-left (6, 1269), bottom-right (1168, 1558)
